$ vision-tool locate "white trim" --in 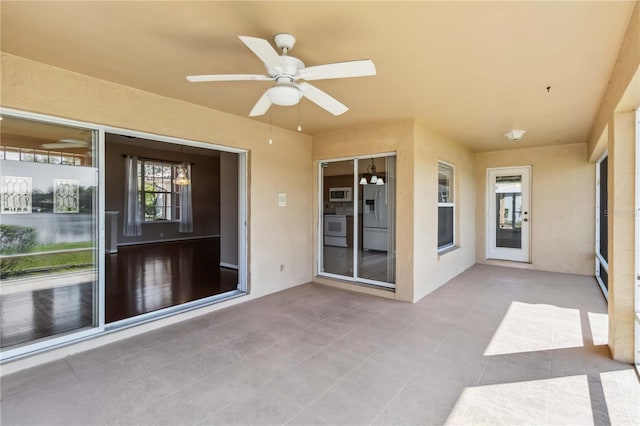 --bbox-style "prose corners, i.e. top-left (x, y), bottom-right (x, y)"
top-left (237, 152), bottom-right (248, 293)
top-left (116, 234), bottom-right (221, 247)
top-left (219, 262), bottom-right (239, 270)
top-left (97, 127), bottom-right (106, 330)
top-left (486, 165), bottom-right (532, 262)
top-left (596, 253), bottom-right (609, 273)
